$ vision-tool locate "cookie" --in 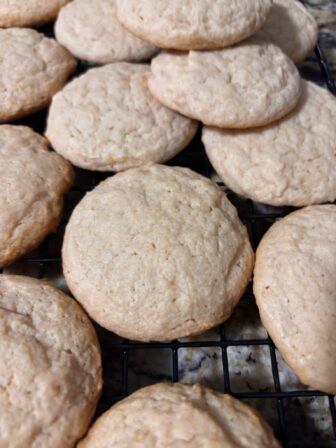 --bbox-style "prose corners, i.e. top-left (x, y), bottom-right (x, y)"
top-left (55, 0), bottom-right (158, 65)
top-left (202, 80), bottom-right (336, 207)
top-left (257, 0), bottom-right (318, 64)
top-left (0, 275), bottom-right (102, 448)
top-left (46, 63), bottom-right (197, 172)
top-left (0, 125), bottom-right (74, 269)
top-left (63, 164), bottom-right (254, 342)
top-left (79, 383), bottom-right (280, 447)
top-left (116, 0), bottom-right (272, 50)
top-left (254, 205), bottom-right (336, 394)
top-left (149, 40), bottom-right (301, 129)
top-left (0, 0), bottom-right (70, 27)
top-left (0, 28), bottom-right (76, 123)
